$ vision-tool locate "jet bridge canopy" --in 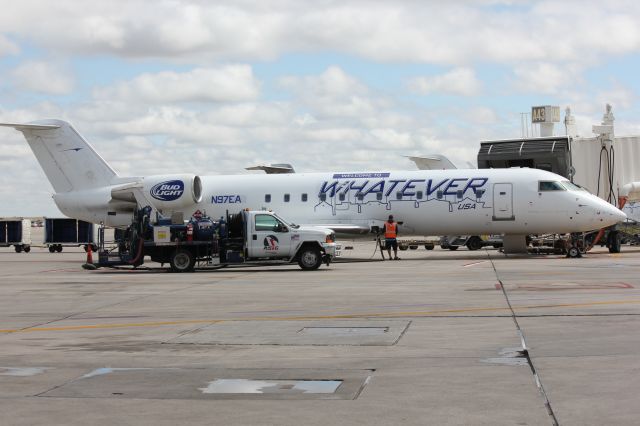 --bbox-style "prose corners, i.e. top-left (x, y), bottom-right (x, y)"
top-left (477, 136), bottom-right (571, 178)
